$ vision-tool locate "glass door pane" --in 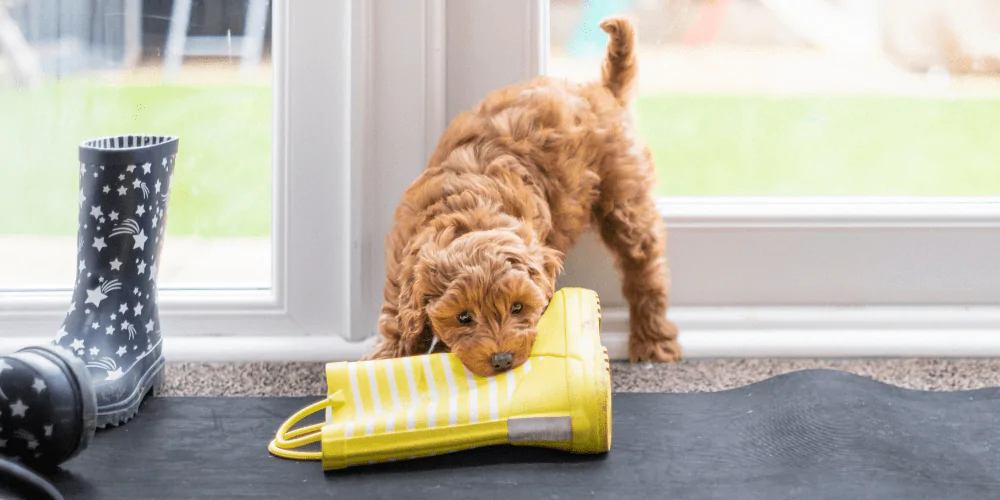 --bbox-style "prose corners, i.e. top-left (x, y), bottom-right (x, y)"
top-left (548, 0), bottom-right (1000, 196)
top-left (0, 0), bottom-right (272, 290)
